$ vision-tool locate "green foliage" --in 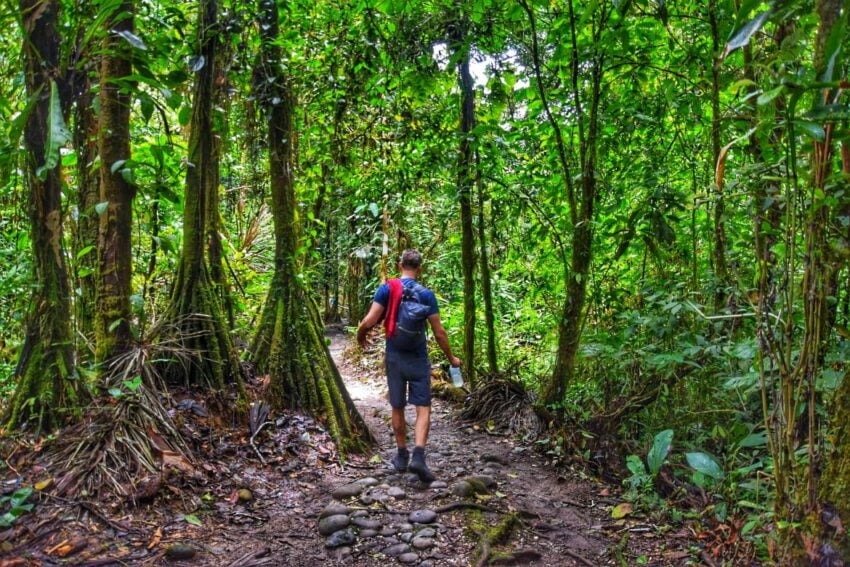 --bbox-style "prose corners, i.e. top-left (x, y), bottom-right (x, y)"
top-left (0, 487), bottom-right (34, 528)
